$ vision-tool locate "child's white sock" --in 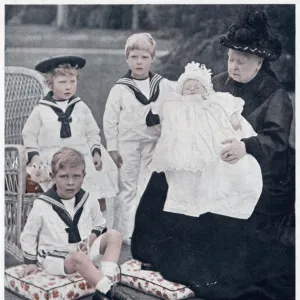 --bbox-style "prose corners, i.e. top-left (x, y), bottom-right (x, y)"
top-left (99, 261), bottom-right (119, 279)
top-left (95, 276), bottom-right (113, 295)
